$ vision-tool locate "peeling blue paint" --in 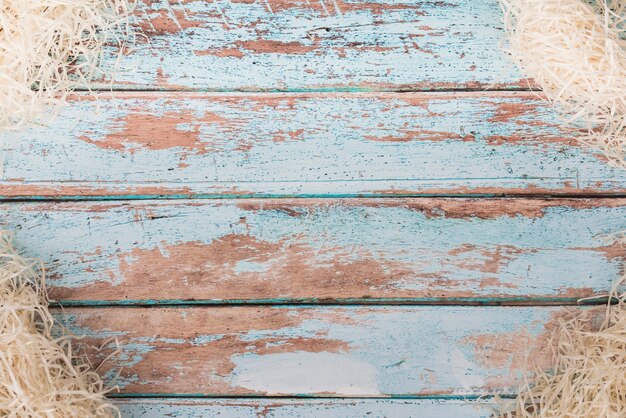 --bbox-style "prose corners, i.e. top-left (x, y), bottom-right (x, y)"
top-left (2, 93), bottom-right (624, 197)
top-left (57, 306), bottom-right (568, 396)
top-left (115, 398), bottom-right (495, 418)
top-left (3, 200), bottom-right (625, 299)
top-left (94, 0), bottom-right (524, 90)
